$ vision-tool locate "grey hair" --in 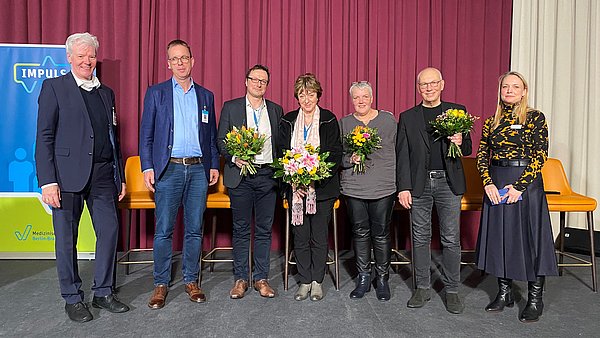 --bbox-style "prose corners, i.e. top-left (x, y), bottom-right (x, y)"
top-left (349, 81), bottom-right (372, 98)
top-left (66, 32), bottom-right (99, 54)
